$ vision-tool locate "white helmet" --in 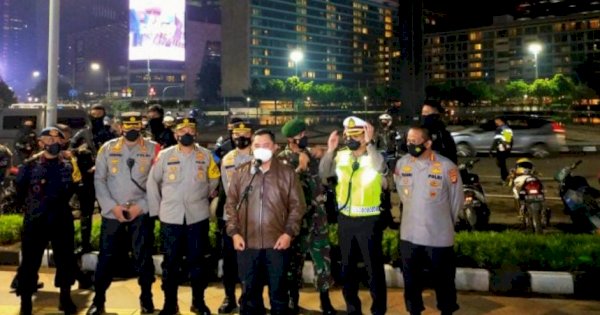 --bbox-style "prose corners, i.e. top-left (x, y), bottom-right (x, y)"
top-left (379, 113), bottom-right (392, 121)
